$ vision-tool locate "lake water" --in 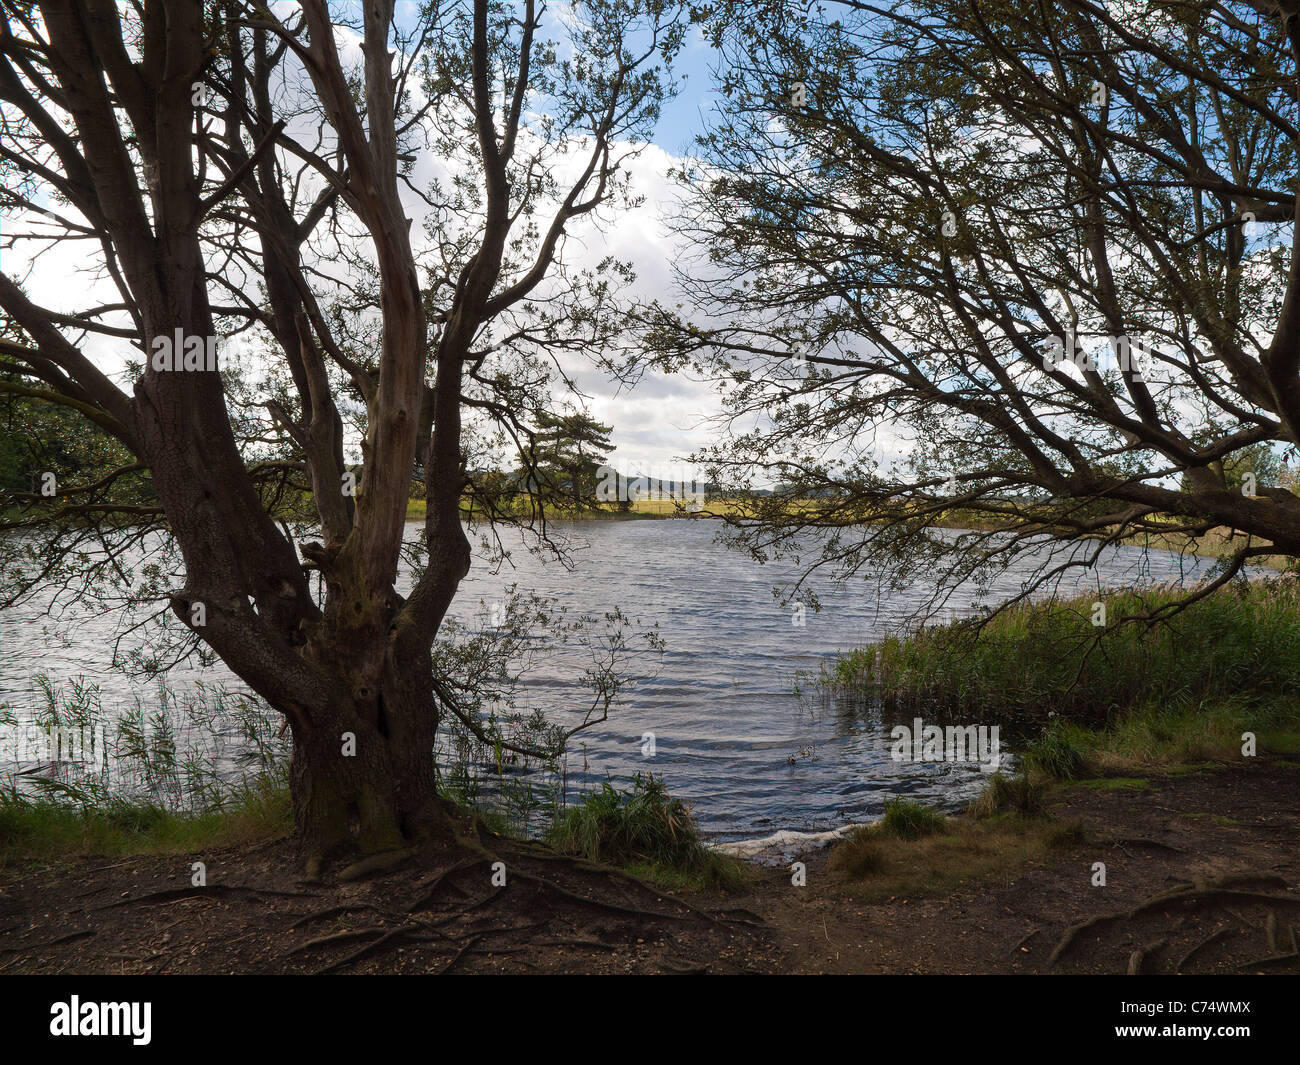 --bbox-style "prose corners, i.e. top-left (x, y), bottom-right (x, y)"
top-left (0, 519), bottom-right (1229, 840)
